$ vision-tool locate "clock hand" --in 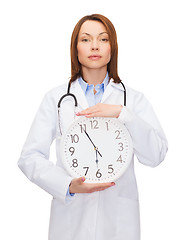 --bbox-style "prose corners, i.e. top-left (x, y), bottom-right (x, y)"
top-left (95, 148), bottom-right (99, 168)
top-left (83, 129), bottom-right (102, 157)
